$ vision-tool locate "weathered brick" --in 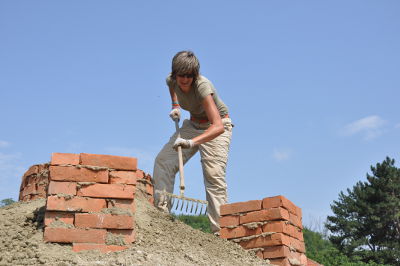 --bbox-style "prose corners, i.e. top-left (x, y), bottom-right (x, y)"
top-left (268, 258), bottom-right (291, 266)
top-left (263, 245), bottom-right (303, 259)
top-left (289, 212), bottom-right (303, 229)
top-left (262, 221), bottom-right (303, 240)
top-left (109, 170), bottom-right (137, 185)
top-left (23, 165), bottom-right (39, 178)
top-left (44, 227), bottom-right (106, 243)
top-left (80, 153), bottom-right (137, 171)
top-left (136, 169), bottom-right (145, 179)
top-left (22, 184), bottom-right (37, 197)
top-left (239, 232), bottom-right (305, 252)
top-left (51, 153), bottom-right (80, 165)
top-left (262, 195), bottom-right (300, 217)
top-left (75, 213), bottom-right (134, 229)
top-left (220, 215), bottom-right (240, 228)
top-left (48, 181), bottom-right (77, 195)
top-left (49, 166), bottom-right (109, 183)
top-left (77, 184), bottom-right (135, 199)
top-left (220, 200), bottom-right (262, 216)
top-left (46, 195), bottom-right (106, 212)
top-left (36, 184), bottom-right (47, 196)
top-left (220, 225), bottom-right (262, 239)
top-left (108, 229), bottom-right (135, 244)
top-left (107, 199), bottom-right (136, 213)
top-left (240, 207), bottom-right (290, 224)
top-left (72, 243), bottom-right (128, 253)
top-left (44, 211), bottom-right (74, 226)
